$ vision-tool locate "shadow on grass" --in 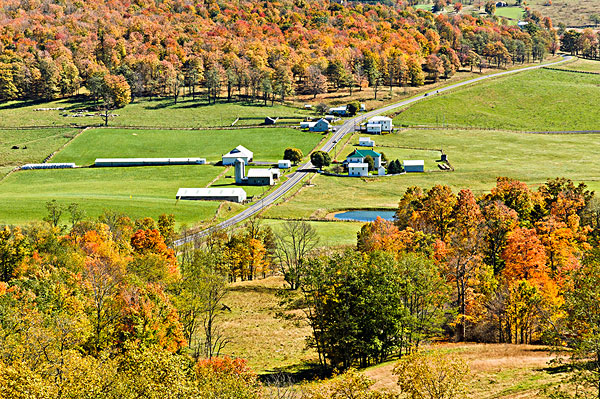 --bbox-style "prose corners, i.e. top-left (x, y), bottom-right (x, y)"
top-left (228, 284), bottom-right (283, 296)
top-left (259, 362), bottom-right (330, 385)
top-left (541, 364), bottom-right (571, 375)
